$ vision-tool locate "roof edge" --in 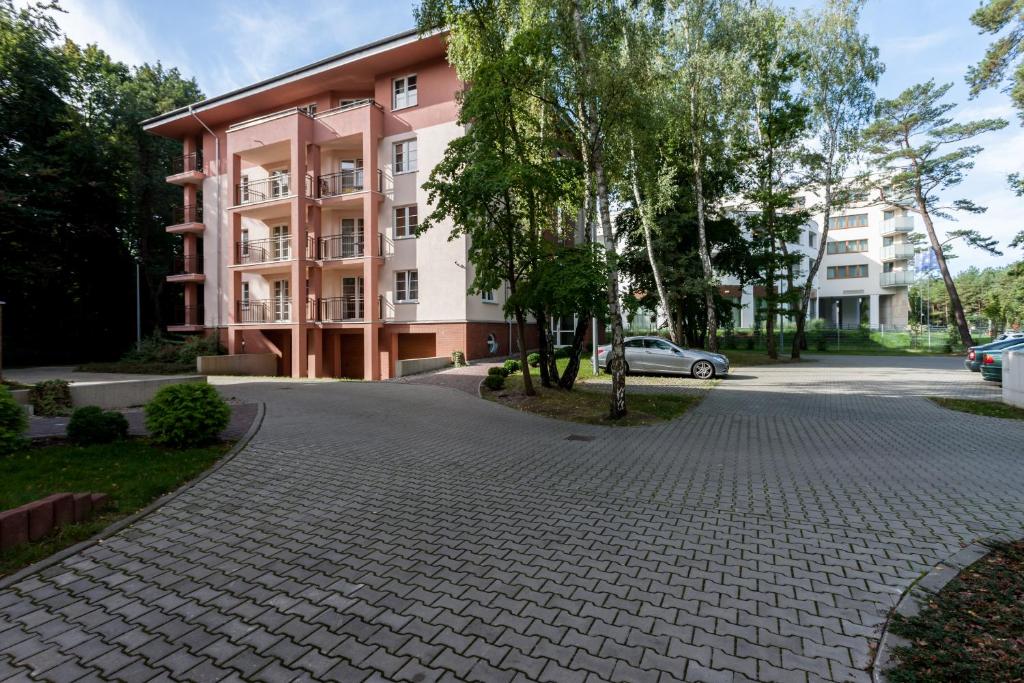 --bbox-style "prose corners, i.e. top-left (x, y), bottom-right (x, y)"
top-left (142, 27), bottom-right (436, 130)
